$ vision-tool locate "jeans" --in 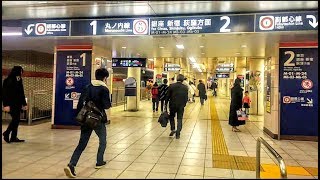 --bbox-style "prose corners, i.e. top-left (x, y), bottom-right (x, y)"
top-left (4, 109), bottom-right (21, 140)
top-left (160, 100), bottom-right (166, 112)
top-left (169, 106), bottom-right (184, 136)
top-left (152, 98), bottom-right (159, 111)
top-left (69, 122), bottom-right (106, 166)
top-left (200, 98), bottom-right (205, 105)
